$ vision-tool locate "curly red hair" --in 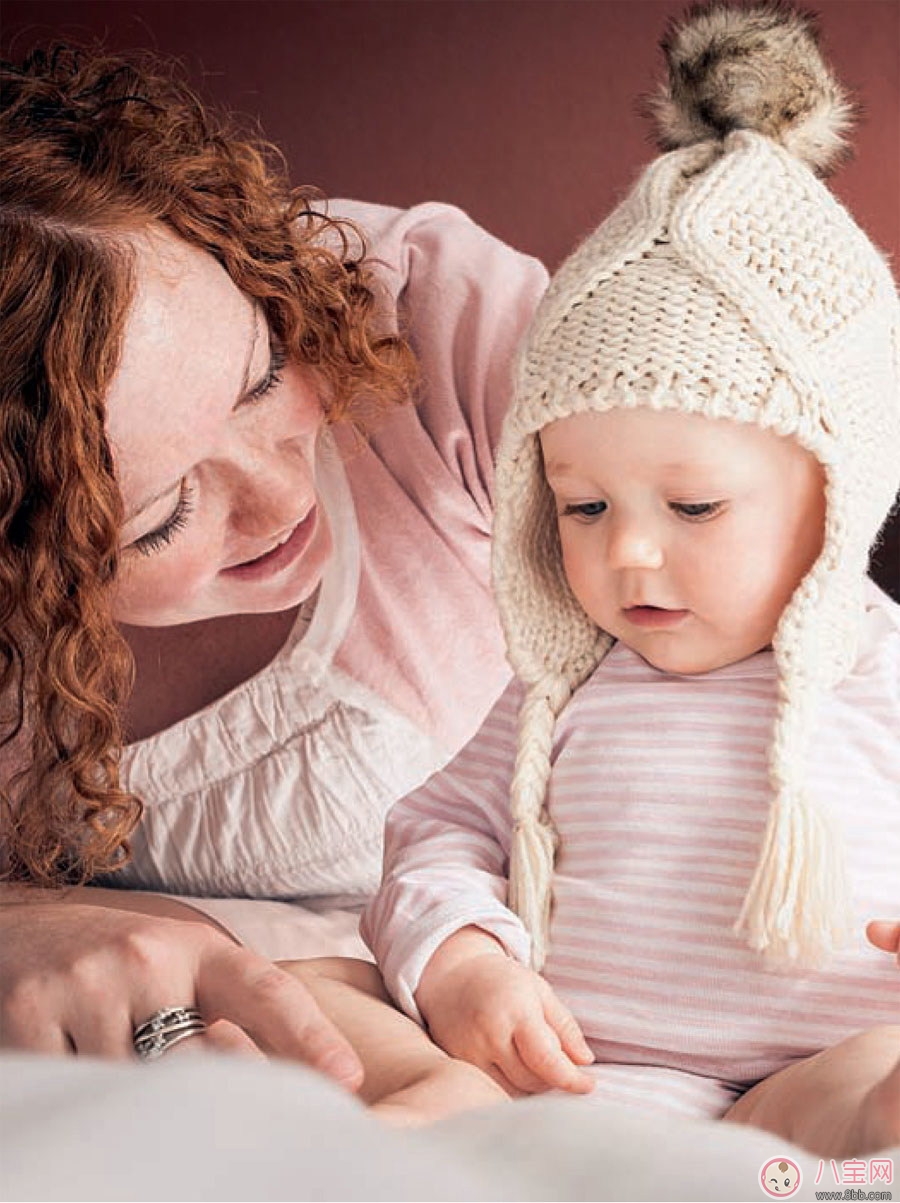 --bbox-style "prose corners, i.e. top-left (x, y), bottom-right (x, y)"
top-left (0, 44), bottom-right (415, 884)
